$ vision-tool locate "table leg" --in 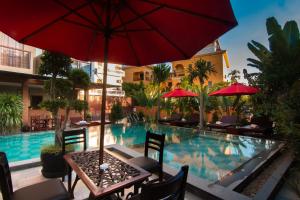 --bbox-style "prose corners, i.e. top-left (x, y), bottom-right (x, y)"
top-left (68, 165), bottom-right (73, 197)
